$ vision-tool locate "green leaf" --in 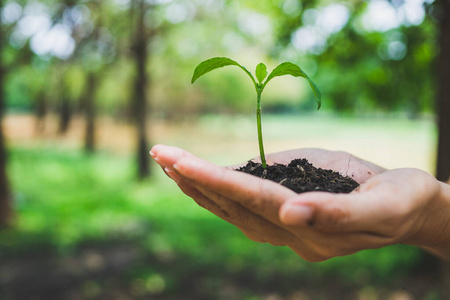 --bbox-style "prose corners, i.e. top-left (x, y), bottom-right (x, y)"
top-left (265, 62), bottom-right (307, 82)
top-left (255, 63), bottom-right (268, 84)
top-left (264, 62), bottom-right (322, 109)
top-left (191, 57), bottom-right (241, 84)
